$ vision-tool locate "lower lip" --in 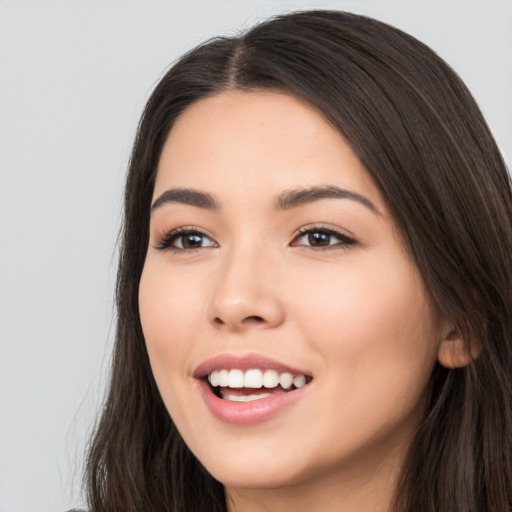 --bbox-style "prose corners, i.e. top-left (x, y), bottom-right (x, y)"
top-left (197, 379), bottom-right (310, 425)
